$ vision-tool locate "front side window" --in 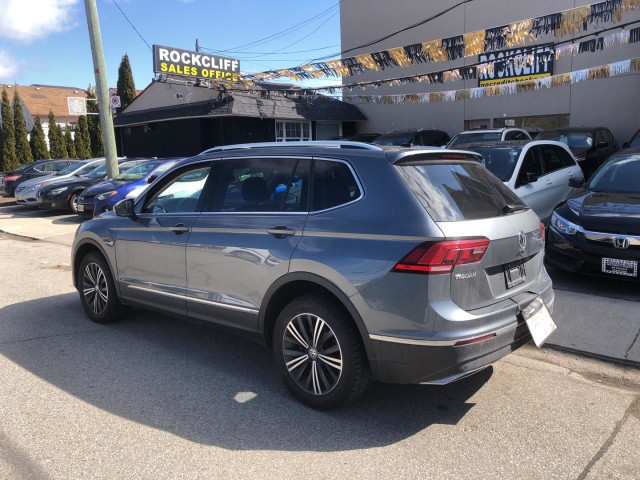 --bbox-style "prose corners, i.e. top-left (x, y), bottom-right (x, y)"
top-left (143, 166), bottom-right (211, 214)
top-left (114, 162), bottom-right (162, 181)
top-left (275, 121), bottom-right (312, 142)
top-left (312, 160), bottom-right (361, 211)
top-left (209, 158), bottom-right (309, 213)
top-left (539, 145), bottom-right (573, 173)
top-left (517, 147), bottom-right (545, 186)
